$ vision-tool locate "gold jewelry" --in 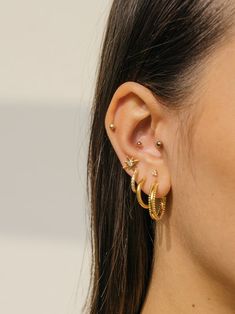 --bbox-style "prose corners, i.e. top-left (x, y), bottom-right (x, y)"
top-left (123, 155), bottom-right (166, 221)
top-left (136, 140), bottom-right (142, 147)
top-left (152, 169), bottom-right (158, 177)
top-left (136, 176), bottom-right (166, 221)
top-left (137, 140), bottom-right (162, 148)
top-left (109, 123), bottom-right (116, 130)
top-left (123, 156), bottom-right (139, 171)
top-left (156, 140), bottom-right (162, 148)
top-left (136, 178), bottom-right (149, 209)
top-left (131, 168), bottom-right (138, 193)
top-left (148, 182), bottom-right (166, 221)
